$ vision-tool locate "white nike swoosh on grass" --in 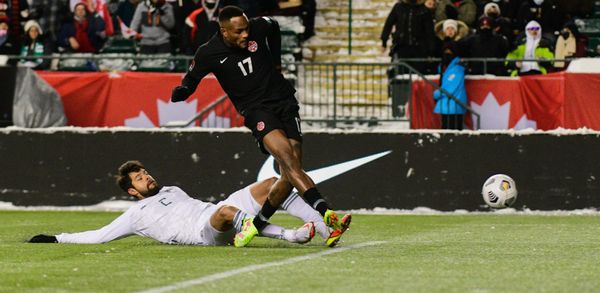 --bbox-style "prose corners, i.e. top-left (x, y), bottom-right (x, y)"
top-left (257, 150), bottom-right (392, 183)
